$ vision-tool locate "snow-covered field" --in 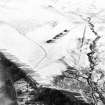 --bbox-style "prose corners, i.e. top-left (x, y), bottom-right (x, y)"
top-left (0, 0), bottom-right (105, 86)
